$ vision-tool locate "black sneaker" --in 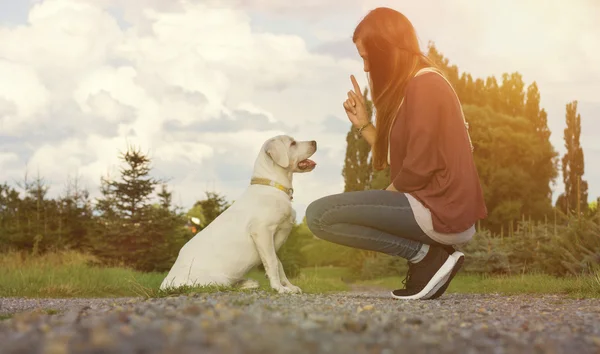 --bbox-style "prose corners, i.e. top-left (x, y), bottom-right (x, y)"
top-left (391, 246), bottom-right (457, 300)
top-left (425, 251), bottom-right (465, 300)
